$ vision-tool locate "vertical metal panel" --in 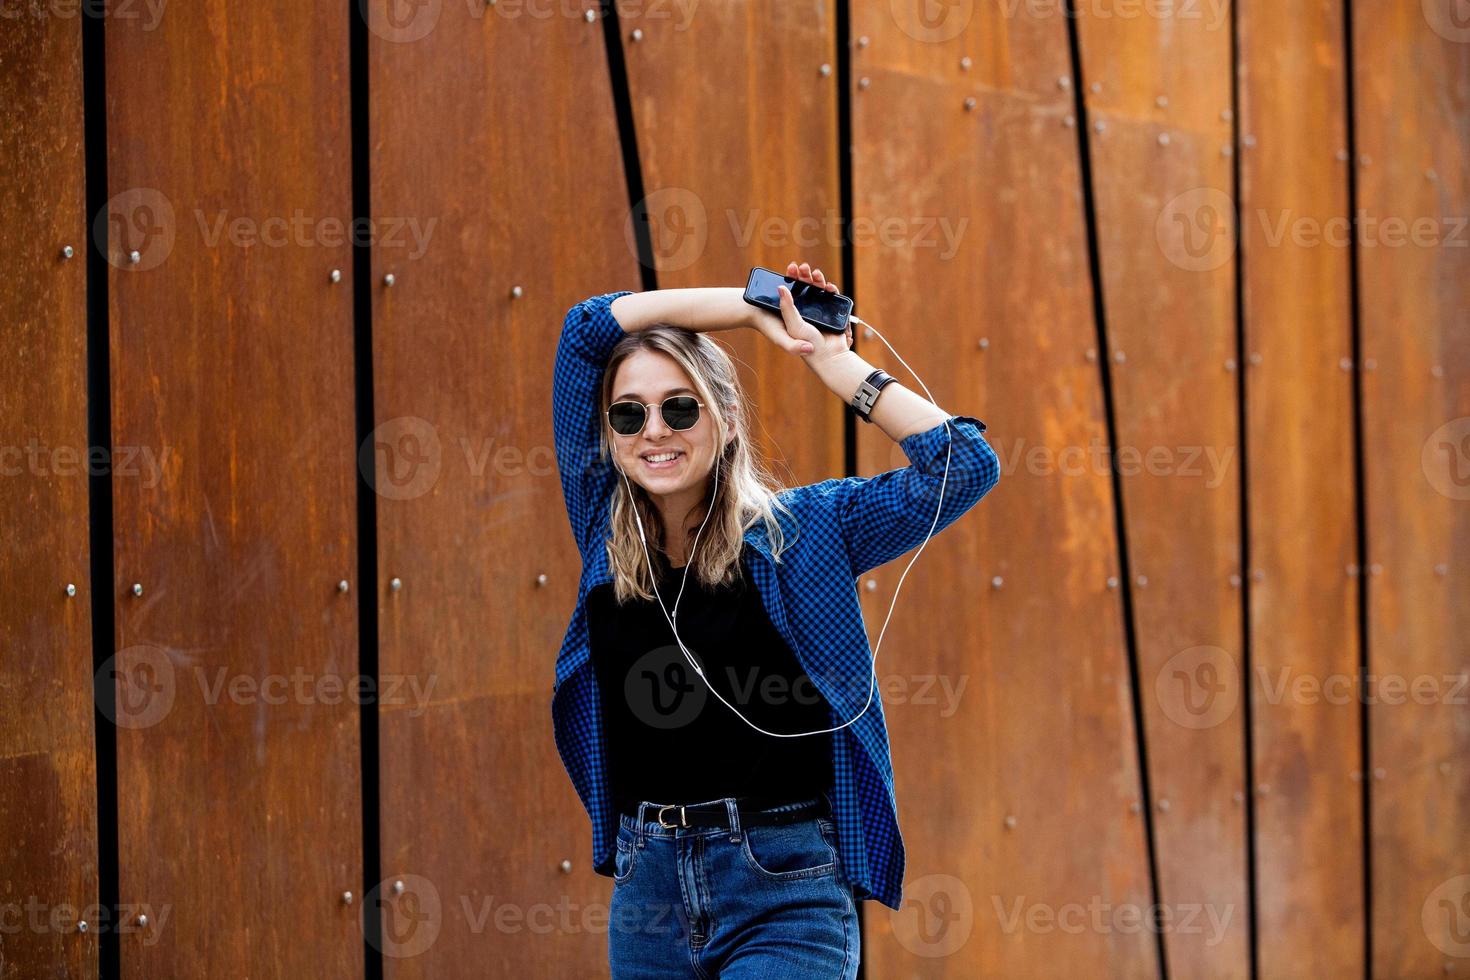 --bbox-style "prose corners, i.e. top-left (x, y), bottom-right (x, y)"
top-left (0, 17), bottom-right (97, 979)
top-left (1353, 3), bottom-right (1470, 974)
top-left (1237, 0), bottom-right (1364, 973)
top-left (105, 4), bottom-right (362, 977)
top-left (618, 0), bottom-right (843, 482)
top-left (367, 3), bottom-right (639, 974)
top-left (852, 4), bottom-right (1156, 973)
top-left (1075, 1), bottom-right (1251, 974)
